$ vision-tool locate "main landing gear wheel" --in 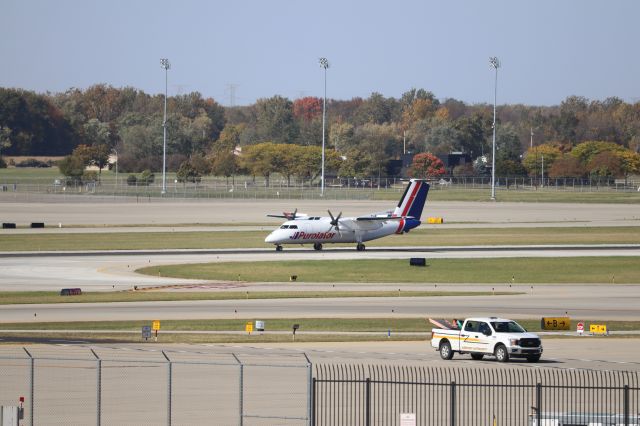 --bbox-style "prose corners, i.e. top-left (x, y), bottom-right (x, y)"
top-left (356, 243), bottom-right (366, 251)
top-left (313, 243), bottom-right (323, 251)
top-left (275, 245), bottom-right (283, 252)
